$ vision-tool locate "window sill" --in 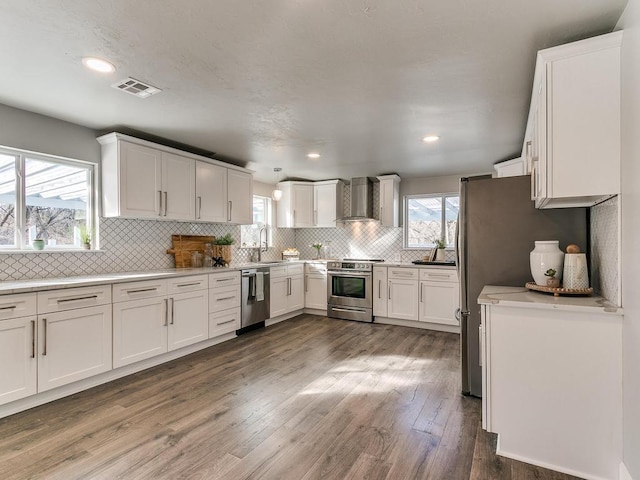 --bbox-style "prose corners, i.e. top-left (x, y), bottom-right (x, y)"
top-left (0, 249), bottom-right (106, 254)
